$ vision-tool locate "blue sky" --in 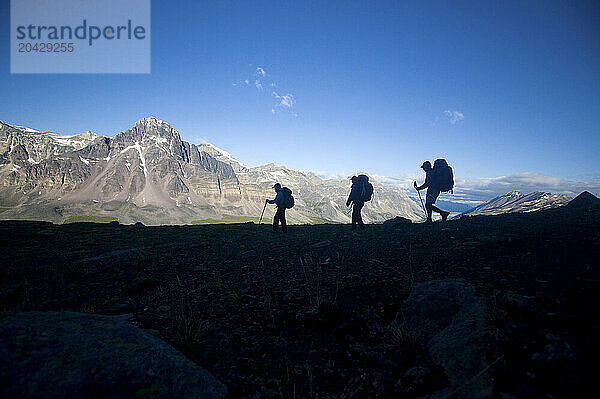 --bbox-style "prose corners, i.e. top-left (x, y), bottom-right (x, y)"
top-left (1, 0), bottom-right (599, 186)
